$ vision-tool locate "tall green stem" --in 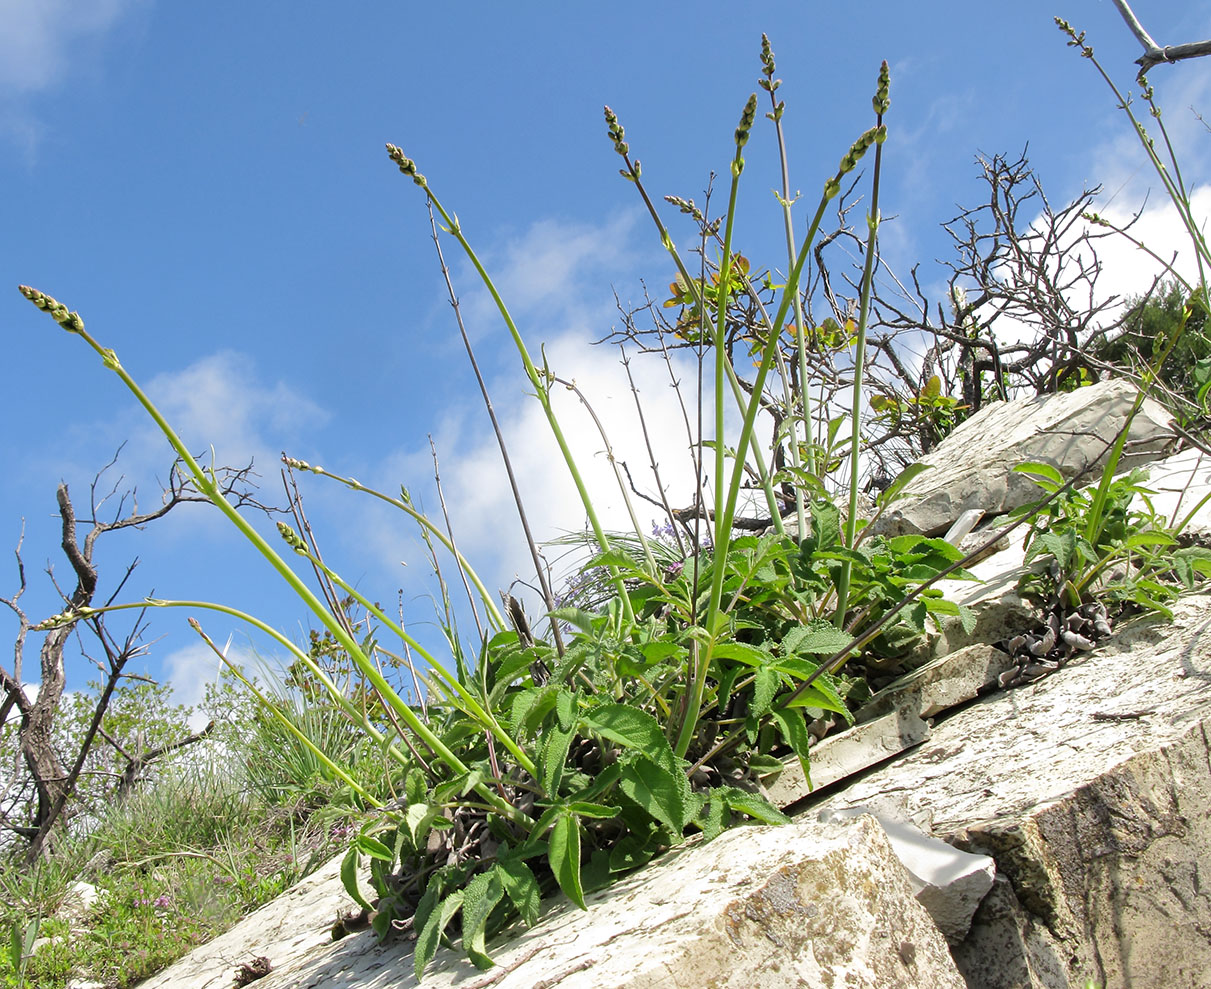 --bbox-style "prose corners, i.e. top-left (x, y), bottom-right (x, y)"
top-left (835, 64), bottom-right (890, 625)
top-left (385, 149), bottom-right (634, 624)
top-left (15, 286), bottom-right (527, 827)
